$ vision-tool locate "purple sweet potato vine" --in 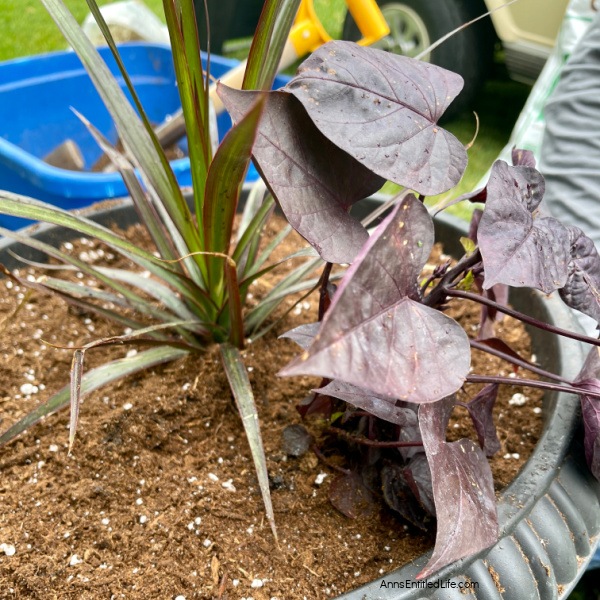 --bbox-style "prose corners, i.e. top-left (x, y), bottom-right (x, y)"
top-left (221, 40), bottom-right (600, 579)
